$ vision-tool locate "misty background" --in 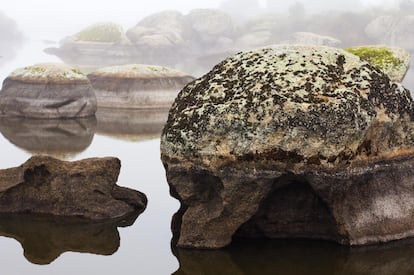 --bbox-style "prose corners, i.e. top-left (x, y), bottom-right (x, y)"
top-left (1, 0), bottom-right (413, 86)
